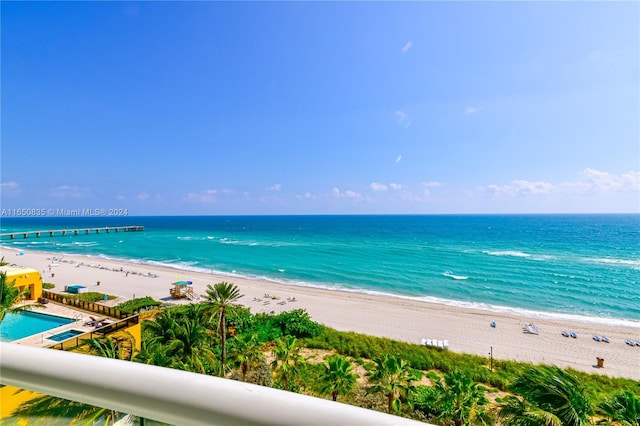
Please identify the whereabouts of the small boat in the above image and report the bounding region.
[561,331,570,337]
[601,336,610,343]
[592,335,601,342]
[625,339,635,346]
[570,332,578,338]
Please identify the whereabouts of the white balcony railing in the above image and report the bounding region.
[0,342,426,425]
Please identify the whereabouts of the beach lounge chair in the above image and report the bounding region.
[625,339,635,346]
[421,338,427,346]
[561,331,569,337]
[601,336,610,343]
[593,335,601,342]
[570,332,577,338]
[85,316,109,327]
[443,340,449,350]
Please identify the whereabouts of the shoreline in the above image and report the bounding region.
[4,245,639,329]
[2,246,639,380]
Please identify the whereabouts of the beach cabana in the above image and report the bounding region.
[169,281,200,300]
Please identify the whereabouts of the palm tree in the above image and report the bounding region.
[271,335,304,391]
[598,391,640,425]
[204,282,243,367]
[318,354,358,402]
[504,366,592,426]
[138,305,217,374]
[10,394,122,425]
[498,395,562,426]
[0,271,24,323]
[85,334,136,361]
[366,354,422,414]
[417,371,489,426]
[229,333,264,382]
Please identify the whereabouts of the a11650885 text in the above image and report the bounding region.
[1,208,129,217]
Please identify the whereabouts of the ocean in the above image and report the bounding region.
[1,215,639,327]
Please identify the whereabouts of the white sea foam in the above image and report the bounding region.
[217,238,304,248]
[443,271,469,280]
[73,241,98,247]
[585,257,640,267]
[177,236,209,241]
[484,250,531,258]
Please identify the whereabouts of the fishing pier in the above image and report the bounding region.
[0,226,144,240]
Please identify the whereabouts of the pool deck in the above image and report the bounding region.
[10,302,115,348]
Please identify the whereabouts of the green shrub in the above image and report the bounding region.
[115,297,161,313]
[66,292,115,303]
[240,312,282,343]
[227,307,255,333]
[43,283,55,289]
[273,309,323,338]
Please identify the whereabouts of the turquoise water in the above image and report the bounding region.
[48,329,84,342]
[2,215,639,326]
[0,310,74,341]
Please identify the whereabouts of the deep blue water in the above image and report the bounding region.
[2,215,639,325]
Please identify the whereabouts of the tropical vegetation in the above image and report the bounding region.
[5,280,640,425]
[203,281,243,368]
[0,271,25,323]
[317,354,358,402]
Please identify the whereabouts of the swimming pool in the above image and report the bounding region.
[48,329,84,342]
[0,310,75,342]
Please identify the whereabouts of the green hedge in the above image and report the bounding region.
[114,296,162,313]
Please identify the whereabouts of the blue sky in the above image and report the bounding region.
[1,1,638,215]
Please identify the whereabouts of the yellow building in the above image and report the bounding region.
[0,266,43,300]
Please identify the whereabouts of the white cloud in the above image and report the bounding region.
[1,181,19,190]
[481,169,640,198]
[465,106,478,114]
[396,154,402,163]
[269,184,282,191]
[370,182,388,191]
[389,183,404,191]
[483,180,554,197]
[50,185,85,198]
[344,190,362,199]
[395,110,411,128]
[136,192,150,201]
[298,192,315,200]
[578,168,640,193]
[402,41,413,54]
[422,181,442,188]
[331,187,365,200]
[186,189,218,203]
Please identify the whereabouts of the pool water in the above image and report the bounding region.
[0,310,74,342]
[48,329,84,342]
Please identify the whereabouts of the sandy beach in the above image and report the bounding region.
[3,246,639,381]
